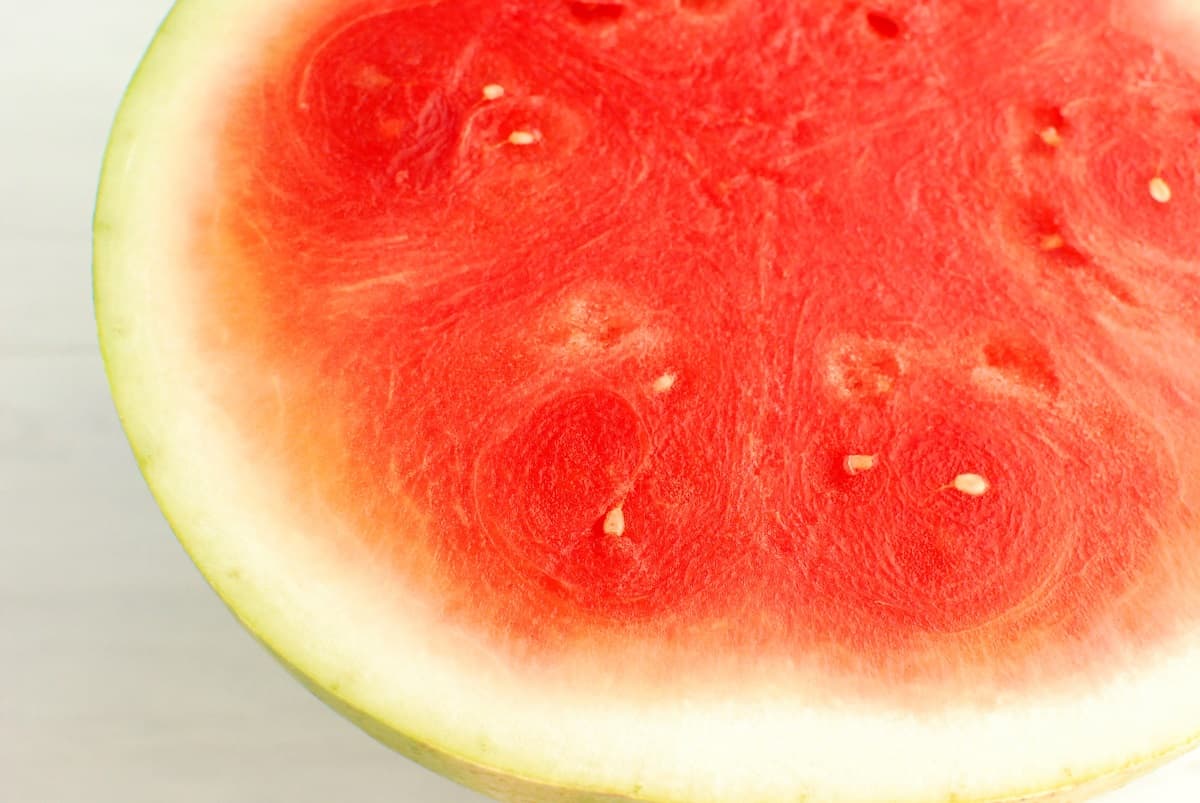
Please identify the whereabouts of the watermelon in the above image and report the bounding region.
[94,0,1200,800]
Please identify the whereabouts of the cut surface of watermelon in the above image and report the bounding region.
[96,0,1200,800]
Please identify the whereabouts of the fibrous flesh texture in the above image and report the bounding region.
[205,0,1200,690]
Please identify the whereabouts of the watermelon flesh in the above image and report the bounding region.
[96,0,1200,800]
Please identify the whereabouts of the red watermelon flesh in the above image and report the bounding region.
[202,0,1200,691]
[96,0,1200,799]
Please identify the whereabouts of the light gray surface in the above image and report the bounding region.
[1,4,487,803]
[1,3,1198,803]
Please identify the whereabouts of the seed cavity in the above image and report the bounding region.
[826,340,903,398]
[545,288,659,359]
[865,10,902,39]
[952,473,990,496]
[678,0,733,14]
[978,332,1060,397]
[1022,203,1090,268]
[1027,106,1068,154]
[568,1,625,24]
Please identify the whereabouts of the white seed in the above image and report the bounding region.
[482,83,505,101]
[652,372,677,393]
[507,130,540,146]
[1040,233,1065,251]
[843,454,877,475]
[1149,176,1172,204]
[952,473,990,496]
[603,506,626,537]
[1039,126,1062,148]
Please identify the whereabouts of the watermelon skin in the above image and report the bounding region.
[277,649,1200,803]
[95,0,1200,801]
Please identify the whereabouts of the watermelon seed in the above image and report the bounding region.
[952,473,990,496]
[1149,176,1172,204]
[843,454,877,475]
[1040,233,1065,251]
[651,372,677,393]
[482,84,506,101]
[507,130,542,146]
[1038,126,1063,148]
[603,506,626,537]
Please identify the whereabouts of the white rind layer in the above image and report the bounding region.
[95,1,1200,800]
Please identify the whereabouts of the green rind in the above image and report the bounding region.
[286,649,1198,803]
[283,634,1200,803]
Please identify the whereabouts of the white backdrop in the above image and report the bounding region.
[0,3,1197,802]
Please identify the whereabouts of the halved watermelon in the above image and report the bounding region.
[95,0,1200,800]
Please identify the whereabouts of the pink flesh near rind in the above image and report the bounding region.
[194,0,1200,701]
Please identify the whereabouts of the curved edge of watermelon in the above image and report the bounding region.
[92,1,1200,801]
[284,650,1200,803]
[90,7,654,800]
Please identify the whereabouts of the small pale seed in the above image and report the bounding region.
[603,507,626,537]
[844,454,877,475]
[652,372,677,393]
[507,130,540,146]
[1039,126,1062,147]
[1149,176,1172,204]
[953,473,990,496]
[1040,233,1065,251]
